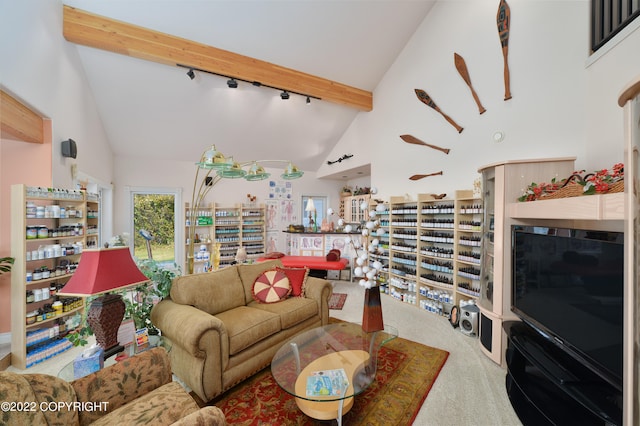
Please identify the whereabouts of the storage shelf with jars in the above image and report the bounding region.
[184,202,266,272]
[453,190,483,302]
[241,205,266,261]
[387,196,418,305]
[11,184,100,369]
[382,191,483,319]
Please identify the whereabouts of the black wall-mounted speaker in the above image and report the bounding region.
[61,139,77,159]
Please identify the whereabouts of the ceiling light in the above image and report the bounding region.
[187,69,195,80]
[217,158,247,179]
[280,91,290,100]
[227,78,238,88]
[306,96,311,105]
[196,145,229,170]
[281,162,304,179]
[244,162,271,181]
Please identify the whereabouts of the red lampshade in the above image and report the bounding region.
[59,246,149,296]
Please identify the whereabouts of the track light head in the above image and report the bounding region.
[187,69,195,80]
[227,78,238,88]
[280,90,290,100]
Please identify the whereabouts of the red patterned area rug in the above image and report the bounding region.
[328,293,347,310]
[210,323,449,425]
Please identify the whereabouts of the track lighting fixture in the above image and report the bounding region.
[176,64,319,103]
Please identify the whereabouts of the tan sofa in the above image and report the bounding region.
[151,259,333,402]
[0,347,226,425]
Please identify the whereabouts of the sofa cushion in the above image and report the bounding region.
[277,266,309,297]
[237,259,283,303]
[252,268,291,303]
[248,297,319,329]
[215,306,281,355]
[170,267,245,315]
[90,382,200,426]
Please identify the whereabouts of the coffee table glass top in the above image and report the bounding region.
[271,322,398,402]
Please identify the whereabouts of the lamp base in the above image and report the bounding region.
[86,293,126,359]
[362,286,384,332]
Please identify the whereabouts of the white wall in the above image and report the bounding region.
[112,156,344,254]
[321,1,639,200]
[0,0,114,189]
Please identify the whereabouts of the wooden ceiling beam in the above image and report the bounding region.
[0,89,44,144]
[62,5,373,111]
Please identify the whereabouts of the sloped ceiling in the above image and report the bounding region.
[63,0,436,179]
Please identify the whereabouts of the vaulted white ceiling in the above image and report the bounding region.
[64,0,436,179]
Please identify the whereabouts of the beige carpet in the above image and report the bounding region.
[329,281,522,426]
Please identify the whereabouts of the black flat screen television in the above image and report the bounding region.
[511,226,624,390]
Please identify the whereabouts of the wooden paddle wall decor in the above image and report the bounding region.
[414,89,463,133]
[454,53,486,114]
[497,0,512,100]
[400,134,450,154]
[409,171,443,181]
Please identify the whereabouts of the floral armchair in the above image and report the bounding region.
[0,347,225,425]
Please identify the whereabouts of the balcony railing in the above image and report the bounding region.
[592,0,640,52]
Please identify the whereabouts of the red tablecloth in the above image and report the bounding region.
[258,255,349,270]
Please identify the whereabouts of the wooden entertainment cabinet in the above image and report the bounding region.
[488,74,640,425]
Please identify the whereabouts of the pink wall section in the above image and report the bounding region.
[0,120,52,334]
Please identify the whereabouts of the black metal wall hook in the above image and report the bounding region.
[327,154,353,165]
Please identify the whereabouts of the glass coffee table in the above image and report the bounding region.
[271,322,397,425]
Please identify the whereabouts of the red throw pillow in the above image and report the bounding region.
[252,269,291,303]
[263,251,285,259]
[277,266,309,297]
[326,249,341,261]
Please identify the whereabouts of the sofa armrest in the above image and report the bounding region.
[72,347,172,425]
[151,298,229,359]
[171,406,227,425]
[303,276,333,325]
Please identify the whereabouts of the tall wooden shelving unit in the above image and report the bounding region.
[383,191,483,316]
[11,184,100,369]
[184,202,265,272]
[477,157,576,366]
